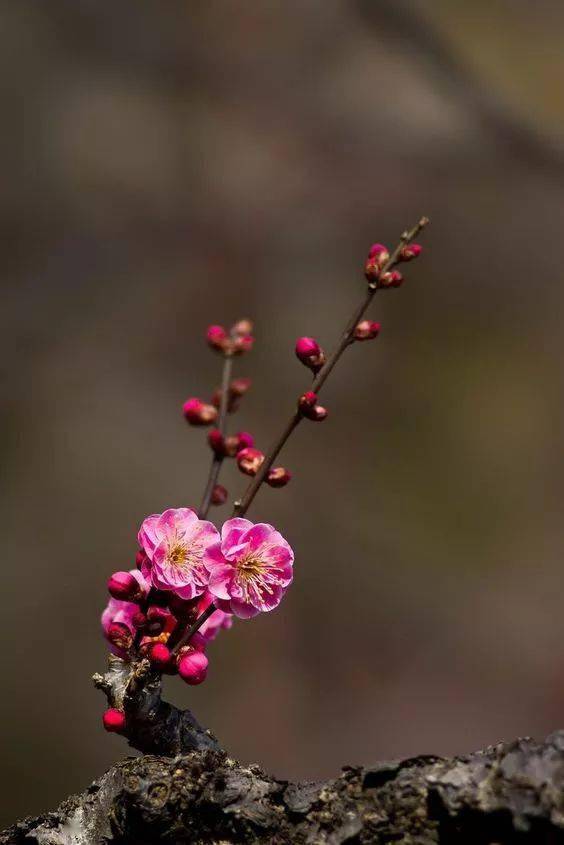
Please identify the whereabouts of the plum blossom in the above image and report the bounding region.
[204,518,294,618]
[197,590,233,643]
[138,508,219,600]
[101,597,137,658]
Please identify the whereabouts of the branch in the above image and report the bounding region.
[6,731,564,843]
[198,352,233,519]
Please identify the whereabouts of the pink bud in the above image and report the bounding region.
[298,392,328,421]
[267,467,292,488]
[378,270,403,289]
[353,320,381,341]
[368,243,390,262]
[237,447,265,476]
[236,431,254,451]
[177,648,209,685]
[107,570,141,602]
[106,622,133,652]
[399,243,422,261]
[102,708,126,733]
[232,318,254,336]
[183,398,218,426]
[149,643,172,671]
[207,428,226,456]
[230,377,252,396]
[206,325,228,352]
[232,334,254,355]
[211,484,228,506]
[295,337,325,373]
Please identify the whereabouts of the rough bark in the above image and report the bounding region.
[6,732,564,844]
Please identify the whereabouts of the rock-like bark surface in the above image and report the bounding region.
[5,732,564,844]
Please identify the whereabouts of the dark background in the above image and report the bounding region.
[2,0,564,826]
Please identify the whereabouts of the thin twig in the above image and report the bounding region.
[198,354,233,519]
[233,216,429,518]
[180,217,429,646]
[170,601,216,656]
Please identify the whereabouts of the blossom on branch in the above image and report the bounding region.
[204,518,294,618]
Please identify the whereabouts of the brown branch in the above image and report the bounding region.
[233,216,429,519]
[197,352,233,519]
[7,731,564,843]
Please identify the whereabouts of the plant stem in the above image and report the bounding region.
[233,216,429,519]
[176,217,428,649]
[198,354,233,519]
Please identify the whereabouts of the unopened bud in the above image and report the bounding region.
[230,377,252,396]
[378,270,403,289]
[267,467,292,488]
[399,243,422,262]
[207,428,226,456]
[211,484,228,505]
[102,708,126,733]
[132,610,147,629]
[232,334,254,355]
[183,398,218,426]
[206,325,228,352]
[368,243,390,263]
[106,622,133,652]
[107,570,141,602]
[149,643,173,671]
[237,447,265,476]
[225,430,255,457]
[353,320,381,341]
[232,318,253,336]
[295,337,325,373]
[298,392,328,421]
[146,605,174,635]
[177,648,209,685]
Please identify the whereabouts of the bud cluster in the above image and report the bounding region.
[206,319,255,356]
[364,241,422,289]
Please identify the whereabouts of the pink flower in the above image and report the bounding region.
[204,518,294,619]
[197,590,233,643]
[101,597,137,658]
[138,508,219,600]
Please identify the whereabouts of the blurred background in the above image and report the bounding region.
[2,0,564,826]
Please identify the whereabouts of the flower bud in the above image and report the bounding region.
[298,392,328,421]
[102,708,126,733]
[232,334,254,355]
[353,320,381,341]
[399,243,422,262]
[206,324,228,351]
[106,622,133,652]
[149,643,172,671]
[146,605,174,635]
[183,398,218,426]
[267,467,292,488]
[230,377,252,396]
[177,648,209,685]
[378,270,403,289]
[368,243,390,262]
[135,550,147,570]
[237,447,265,476]
[207,428,226,456]
[211,484,228,506]
[107,570,141,602]
[295,337,325,373]
[225,430,254,457]
[232,318,253,336]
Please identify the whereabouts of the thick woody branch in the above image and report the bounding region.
[6,731,564,843]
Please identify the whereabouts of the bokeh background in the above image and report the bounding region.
[2,0,564,826]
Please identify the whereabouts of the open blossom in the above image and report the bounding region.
[101,598,138,658]
[138,508,219,600]
[204,518,294,619]
[197,590,233,643]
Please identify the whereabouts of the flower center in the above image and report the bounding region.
[168,542,188,567]
[236,555,264,581]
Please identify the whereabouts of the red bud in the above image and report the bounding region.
[211,484,228,505]
[399,243,422,261]
[232,334,254,355]
[177,648,209,685]
[102,708,126,733]
[353,320,381,341]
[106,622,133,652]
[295,337,325,373]
[206,325,228,352]
[237,447,265,476]
[377,270,403,289]
[230,377,252,396]
[183,398,218,426]
[149,643,173,671]
[232,318,253,336]
[207,428,226,456]
[107,571,141,602]
[267,467,292,488]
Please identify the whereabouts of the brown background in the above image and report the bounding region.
[2,0,564,827]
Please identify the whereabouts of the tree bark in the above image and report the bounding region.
[5,731,564,844]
